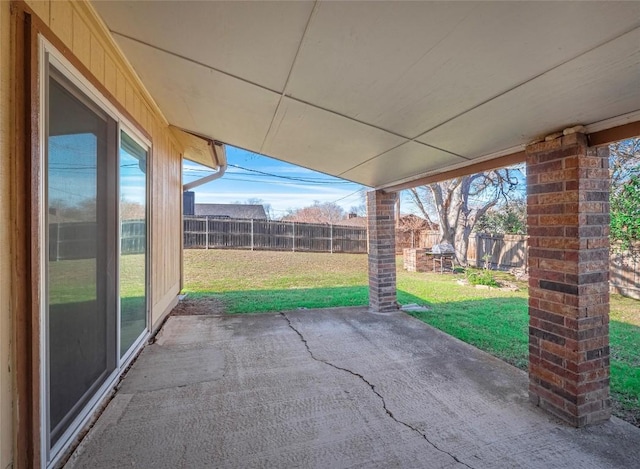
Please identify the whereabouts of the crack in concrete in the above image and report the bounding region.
[280,312,474,469]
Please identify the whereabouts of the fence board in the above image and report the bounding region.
[611,248,640,299]
[183,217,367,254]
[471,234,527,269]
[49,220,146,261]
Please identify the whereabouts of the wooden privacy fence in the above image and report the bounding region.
[416,231,528,269]
[416,231,637,298]
[49,220,145,261]
[182,219,637,298]
[610,247,640,299]
[183,217,368,253]
[467,234,528,269]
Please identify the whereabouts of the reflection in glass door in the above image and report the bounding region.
[44,50,152,464]
[46,70,117,447]
[119,132,148,358]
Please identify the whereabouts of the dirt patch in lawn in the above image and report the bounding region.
[171,297,227,316]
[613,400,640,428]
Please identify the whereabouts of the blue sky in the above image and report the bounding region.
[183,146,369,217]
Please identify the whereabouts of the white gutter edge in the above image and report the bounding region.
[182,139,227,191]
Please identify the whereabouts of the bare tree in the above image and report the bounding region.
[348,204,366,217]
[233,197,274,219]
[609,138,640,190]
[283,201,346,224]
[406,166,521,265]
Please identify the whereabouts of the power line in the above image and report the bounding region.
[195,176,353,187]
[331,188,366,204]
[184,163,355,185]
[228,163,350,184]
[184,169,355,186]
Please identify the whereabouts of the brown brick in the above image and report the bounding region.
[527,134,610,427]
[530,364,564,388]
[527,204,565,215]
[538,259,578,274]
[539,214,579,226]
[527,226,565,237]
[526,138,563,156]
[529,288,565,304]
[538,191,579,204]
[367,190,398,313]
[536,238,579,250]
[539,168,578,183]
[529,182,565,195]
[528,159,563,175]
[540,339,579,362]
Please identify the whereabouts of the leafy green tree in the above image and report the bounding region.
[610,175,640,251]
[475,198,526,235]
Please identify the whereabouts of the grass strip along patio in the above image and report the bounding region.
[182,249,640,426]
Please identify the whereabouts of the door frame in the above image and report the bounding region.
[12,2,155,465]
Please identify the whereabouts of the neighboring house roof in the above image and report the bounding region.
[336,216,367,228]
[194,203,267,219]
[397,214,439,231]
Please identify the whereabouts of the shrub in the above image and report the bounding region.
[466,269,500,287]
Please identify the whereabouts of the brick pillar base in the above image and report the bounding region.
[367,190,398,312]
[527,133,611,427]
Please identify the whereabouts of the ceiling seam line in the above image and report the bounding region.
[336,141,470,179]
[110,27,468,159]
[411,22,640,141]
[110,23,639,177]
[259,0,320,154]
[413,141,471,160]
[201,138,368,188]
[108,30,418,144]
[283,95,412,140]
[280,0,319,99]
[110,30,282,96]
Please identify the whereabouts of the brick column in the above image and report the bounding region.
[527,133,611,426]
[367,190,398,312]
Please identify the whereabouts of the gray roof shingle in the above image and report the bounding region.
[194,204,267,219]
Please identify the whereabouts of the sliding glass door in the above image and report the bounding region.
[45,58,150,461]
[47,70,117,447]
[119,132,148,358]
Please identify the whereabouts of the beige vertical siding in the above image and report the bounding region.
[25,0,184,326]
[0,3,13,468]
[150,120,183,325]
[0,1,186,463]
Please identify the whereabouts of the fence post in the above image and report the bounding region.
[330,224,333,254]
[292,221,296,252]
[251,218,254,251]
[205,217,209,250]
[56,222,61,261]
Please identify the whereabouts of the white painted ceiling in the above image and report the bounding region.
[93,1,640,188]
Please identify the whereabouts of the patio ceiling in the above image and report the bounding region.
[93,1,640,188]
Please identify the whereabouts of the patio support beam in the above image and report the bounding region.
[526,133,611,427]
[367,190,398,313]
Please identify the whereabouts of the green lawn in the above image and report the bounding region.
[182,249,640,425]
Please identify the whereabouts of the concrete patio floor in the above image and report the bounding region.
[66,307,640,468]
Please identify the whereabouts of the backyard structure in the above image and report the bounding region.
[2,2,640,468]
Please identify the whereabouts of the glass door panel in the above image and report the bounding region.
[47,71,116,446]
[119,131,148,357]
